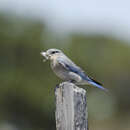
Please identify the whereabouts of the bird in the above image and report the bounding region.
[41,48,107,91]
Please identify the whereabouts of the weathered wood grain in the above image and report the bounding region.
[55,82,88,130]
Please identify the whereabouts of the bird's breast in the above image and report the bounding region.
[50,61,69,80]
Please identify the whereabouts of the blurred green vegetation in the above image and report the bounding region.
[0,12,130,130]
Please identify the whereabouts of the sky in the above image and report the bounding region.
[0,0,130,41]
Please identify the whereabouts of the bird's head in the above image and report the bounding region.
[41,48,62,61]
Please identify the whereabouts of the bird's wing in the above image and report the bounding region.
[57,57,106,91]
[57,58,91,81]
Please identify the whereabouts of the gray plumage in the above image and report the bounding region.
[41,48,107,91]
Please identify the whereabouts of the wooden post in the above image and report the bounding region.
[55,82,88,130]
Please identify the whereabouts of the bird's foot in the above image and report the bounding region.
[54,84,60,92]
[68,80,76,84]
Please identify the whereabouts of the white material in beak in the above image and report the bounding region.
[41,52,46,57]
[41,51,48,62]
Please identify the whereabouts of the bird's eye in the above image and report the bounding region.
[51,51,59,54]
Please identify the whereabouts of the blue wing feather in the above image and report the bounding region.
[58,59,90,81]
[58,58,107,91]
[65,64,90,81]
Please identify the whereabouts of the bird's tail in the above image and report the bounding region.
[88,80,108,91]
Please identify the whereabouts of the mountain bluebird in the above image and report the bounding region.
[41,48,107,91]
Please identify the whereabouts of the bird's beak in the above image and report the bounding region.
[41,52,46,57]
[41,51,49,62]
